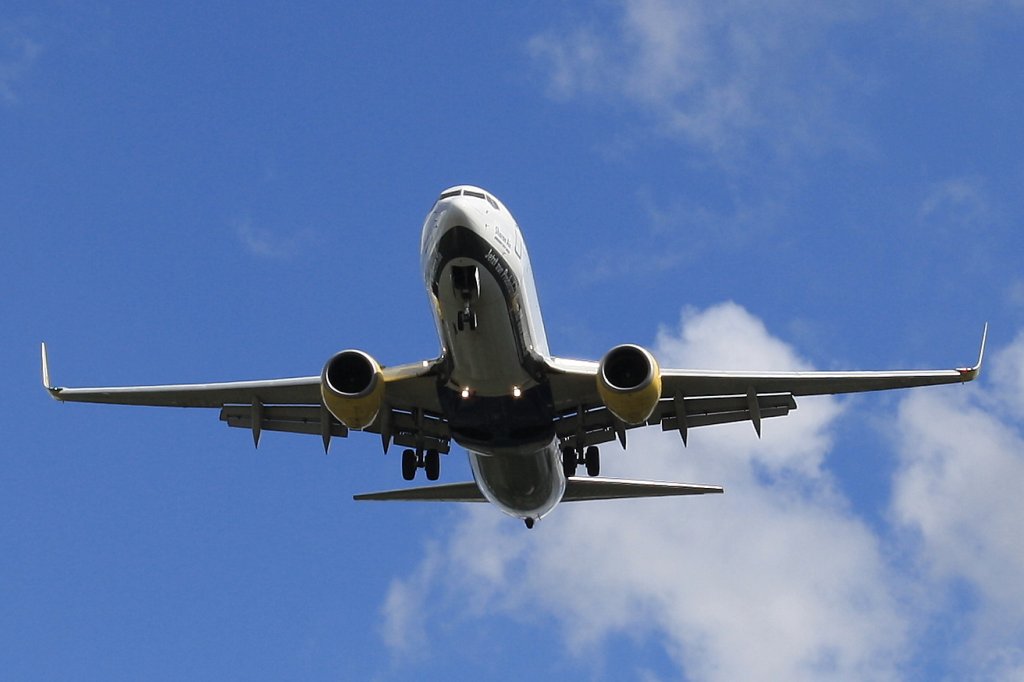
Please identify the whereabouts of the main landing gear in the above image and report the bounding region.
[402,448,441,481]
[561,446,600,479]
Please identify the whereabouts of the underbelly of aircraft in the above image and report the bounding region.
[468,439,565,519]
[439,384,555,450]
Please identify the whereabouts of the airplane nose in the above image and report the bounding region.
[438,199,473,231]
[438,199,477,234]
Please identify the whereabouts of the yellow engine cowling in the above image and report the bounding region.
[321,349,385,430]
[596,344,662,425]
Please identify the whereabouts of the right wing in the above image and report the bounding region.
[542,325,987,449]
[41,343,449,453]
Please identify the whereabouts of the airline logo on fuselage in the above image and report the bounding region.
[485,247,519,296]
[493,223,514,255]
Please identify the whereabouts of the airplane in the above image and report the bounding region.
[42,185,987,528]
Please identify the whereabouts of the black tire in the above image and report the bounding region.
[585,446,600,477]
[402,449,417,481]
[425,449,440,481]
[562,447,577,479]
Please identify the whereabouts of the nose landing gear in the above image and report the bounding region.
[451,265,480,332]
[456,309,478,332]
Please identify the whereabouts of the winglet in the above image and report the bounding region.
[957,323,988,382]
[40,342,62,399]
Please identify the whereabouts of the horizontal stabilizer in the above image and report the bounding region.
[353,478,723,504]
[354,481,486,502]
[563,477,723,502]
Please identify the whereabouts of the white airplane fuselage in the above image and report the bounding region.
[420,186,565,521]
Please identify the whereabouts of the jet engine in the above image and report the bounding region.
[596,344,662,425]
[321,349,384,430]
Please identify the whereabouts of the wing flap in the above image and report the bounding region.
[220,405,349,438]
[555,393,797,449]
[662,406,791,430]
[219,404,452,453]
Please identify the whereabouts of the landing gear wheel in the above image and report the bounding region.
[401,449,417,481]
[524,518,535,529]
[424,449,440,481]
[561,447,578,479]
[585,446,601,477]
[457,310,478,332]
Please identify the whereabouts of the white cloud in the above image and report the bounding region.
[527,0,866,158]
[528,2,1024,163]
[379,542,441,659]
[917,177,1000,259]
[989,331,1024,421]
[233,218,320,259]
[890,333,1024,677]
[0,23,42,105]
[383,303,910,681]
[1007,280,1024,310]
[570,191,789,286]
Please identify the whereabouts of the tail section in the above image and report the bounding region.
[353,477,722,503]
[562,477,722,501]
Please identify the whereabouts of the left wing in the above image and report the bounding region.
[543,325,987,448]
[41,343,448,453]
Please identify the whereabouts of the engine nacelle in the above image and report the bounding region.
[596,344,662,425]
[321,349,385,430]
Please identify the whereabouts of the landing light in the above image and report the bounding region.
[512,386,522,398]
[461,387,471,399]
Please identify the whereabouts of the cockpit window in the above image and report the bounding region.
[437,188,501,212]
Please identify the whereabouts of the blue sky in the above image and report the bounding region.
[3,2,1024,680]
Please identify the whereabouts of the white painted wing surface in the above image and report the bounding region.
[40,343,447,450]
[543,325,987,446]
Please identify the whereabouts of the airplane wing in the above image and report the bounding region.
[40,343,448,453]
[543,325,987,448]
